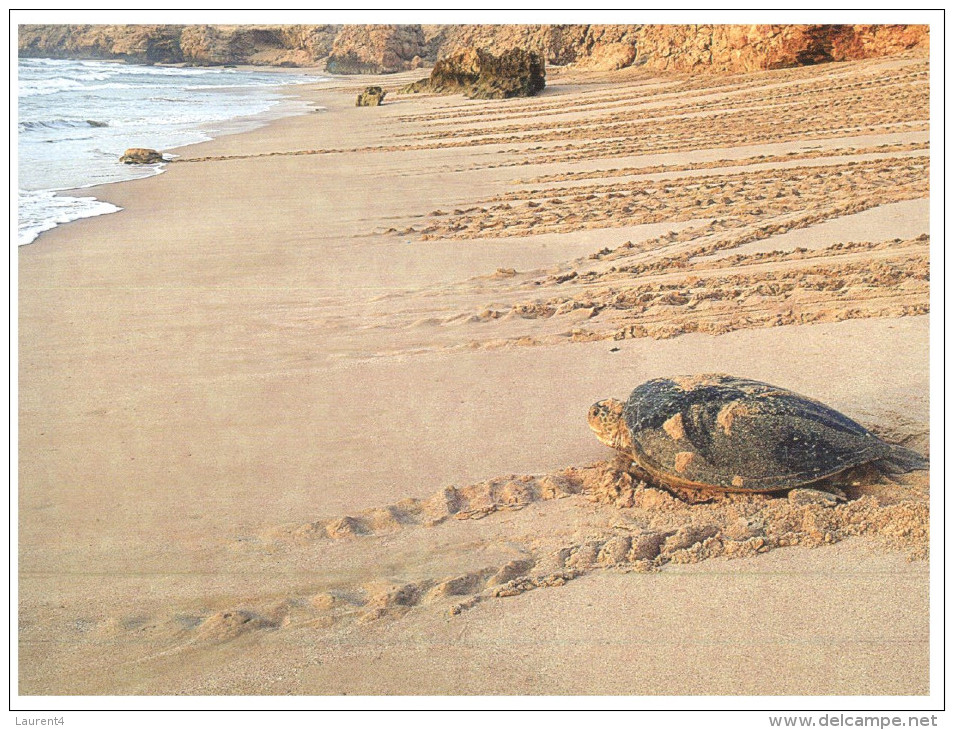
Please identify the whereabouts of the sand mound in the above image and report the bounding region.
[579,458,929,559]
[194,610,279,642]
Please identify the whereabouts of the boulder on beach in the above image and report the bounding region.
[356,86,387,106]
[119,148,164,164]
[403,48,546,100]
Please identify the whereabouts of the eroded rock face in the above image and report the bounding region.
[18,24,185,64]
[576,42,637,71]
[631,24,928,74]
[177,24,339,67]
[325,25,426,74]
[405,48,546,99]
[428,24,639,69]
[19,23,339,67]
[356,86,386,106]
[829,24,930,60]
[428,23,928,74]
[119,148,163,164]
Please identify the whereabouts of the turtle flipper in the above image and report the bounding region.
[880,444,929,474]
[787,487,845,505]
[659,484,715,505]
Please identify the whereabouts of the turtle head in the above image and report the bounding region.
[588,398,634,453]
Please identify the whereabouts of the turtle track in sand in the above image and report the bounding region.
[357,137,928,357]
[391,60,927,162]
[362,232,927,357]
[395,60,926,131]
[173,63,924,166]
[65,454,928,647]
[454,235,928,349]
[395,155,927,241]
[172,60,927,171]
[513,142,929,186]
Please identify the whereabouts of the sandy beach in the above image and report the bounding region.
[18,57,930,696]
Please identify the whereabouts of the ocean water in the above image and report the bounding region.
[17,58,323,245]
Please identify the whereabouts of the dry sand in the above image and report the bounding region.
[18,58,930,695]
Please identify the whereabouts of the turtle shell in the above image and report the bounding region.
[622,374,892,492]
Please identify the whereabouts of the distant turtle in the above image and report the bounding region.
[588,373,926,499]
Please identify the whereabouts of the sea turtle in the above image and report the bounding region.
[588,373,926,499]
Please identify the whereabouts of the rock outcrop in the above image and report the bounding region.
[576,41,637,71]
[173,24,340,67]
[627,24,929,74]
[404,48,546,99]
[18,23,339,67]
[428,23,927,73]
[356,86,386,106]
[18,24,928,74]
[119,148,164,164]
[325,25,426,74]
[423,24,586,67]
[18,24,185,64]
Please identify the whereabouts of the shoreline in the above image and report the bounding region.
[17,60,335,247]
[18,57,931,696]
[24,67,432,253]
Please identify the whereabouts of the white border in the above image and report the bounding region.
[7,8,946,722]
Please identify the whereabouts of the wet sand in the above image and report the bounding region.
[18,58,930,695]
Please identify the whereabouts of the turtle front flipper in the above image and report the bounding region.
[658,484,715,505]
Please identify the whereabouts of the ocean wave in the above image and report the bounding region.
[71,82,144,91]
[128,65,231,77]
[19,118,109,131]
[18,77,86,96]
[183,77,316,91]
[18,58,322,244]
[42,136,95,144]
[18,189,123,246]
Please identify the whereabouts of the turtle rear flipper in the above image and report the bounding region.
[880,444,929,474]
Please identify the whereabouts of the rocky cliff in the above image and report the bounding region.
[325,24,425,73]
[428,24,928,73]
[18,23,928,73]
[18,24,185,64]
[178,25,339,67]
[17,23,339,67]
[628,24,930,74]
